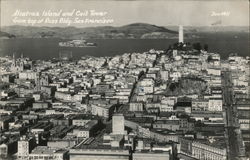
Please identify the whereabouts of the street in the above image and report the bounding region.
[222,70,246,159]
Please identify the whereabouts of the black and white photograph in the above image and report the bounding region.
[0,0,249,159]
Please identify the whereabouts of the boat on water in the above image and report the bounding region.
[58,39,97,47]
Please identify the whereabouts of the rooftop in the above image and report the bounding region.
[30,146,68,155]
[194,137,227,149]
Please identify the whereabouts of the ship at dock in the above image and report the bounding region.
[58,39,97,47]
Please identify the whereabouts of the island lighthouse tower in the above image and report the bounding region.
[178,25,184,43]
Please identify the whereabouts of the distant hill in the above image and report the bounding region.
[1,24,248,39]
[1,23,178,39]
[166,26,249,33]
[0,31,16,39]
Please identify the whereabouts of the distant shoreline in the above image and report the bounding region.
[0,37,249,60]
[1,23,249,39]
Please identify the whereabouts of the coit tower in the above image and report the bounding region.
[179,25,184,43]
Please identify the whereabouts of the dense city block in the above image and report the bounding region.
[0,38,249,160]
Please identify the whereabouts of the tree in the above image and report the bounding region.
[207,55,213,62]
[192,43,201,51]
[204,44,208,51]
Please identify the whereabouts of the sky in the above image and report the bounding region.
[0,0,249,27]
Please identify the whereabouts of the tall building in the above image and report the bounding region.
[112,113,125,135]
[11,54,24,72]
[59,50,73,60]
[178,25,184,43]
[10,54,33,72]
[18,135,36,160]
